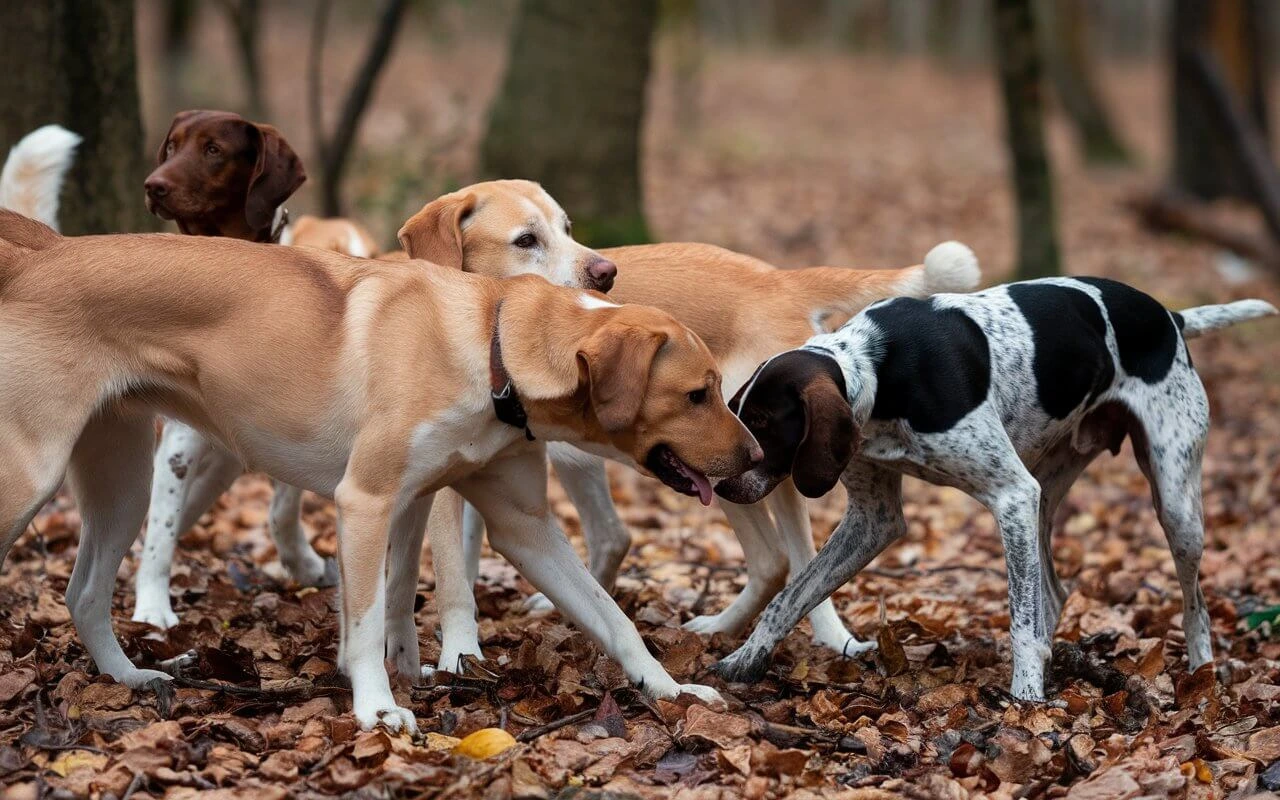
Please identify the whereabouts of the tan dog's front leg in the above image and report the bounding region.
[457,449,724,707]
[333,476,416,733]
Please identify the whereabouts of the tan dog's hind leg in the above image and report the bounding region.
[65,412,172,687]
[458,449,725,707]
[422,488,483,676]
[684,500,788,636]
[767,480,874,656]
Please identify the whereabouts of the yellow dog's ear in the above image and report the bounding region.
[577,324,668,433]
[397,192,478,268]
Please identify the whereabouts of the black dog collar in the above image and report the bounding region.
[489,302,535,441]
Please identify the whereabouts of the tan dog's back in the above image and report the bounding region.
[286,215,380,258]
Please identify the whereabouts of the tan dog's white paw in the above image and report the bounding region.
[132,604,179,630]
[354,701,418,734]
[522,593,555,613]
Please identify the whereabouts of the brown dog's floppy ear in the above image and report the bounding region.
[791,375,855,498]
[156,110,200,164]
[397,193,478,268]
[245,123,306,231]
[578,325,668,433]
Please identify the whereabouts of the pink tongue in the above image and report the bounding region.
[676,461,713,506]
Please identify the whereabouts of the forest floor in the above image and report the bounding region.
[3,18,1280,800]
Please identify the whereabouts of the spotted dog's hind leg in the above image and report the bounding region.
[1030,439,1104,639]
[384,493,433,680]
[1127,377,1214,672]
[715,462,904,682]
[135,424,241,628]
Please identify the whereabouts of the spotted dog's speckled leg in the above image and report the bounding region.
[715,461,904,682]
[1126,367,1214,672]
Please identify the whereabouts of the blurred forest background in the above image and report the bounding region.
[3,3,1280,797]
[4,0,1280,287]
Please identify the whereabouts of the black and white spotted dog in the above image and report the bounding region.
[712,277,1276,700]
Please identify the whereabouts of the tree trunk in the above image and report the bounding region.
[1040,0,1133,166]
[1172,0,1270,202]
[0,0,154,235]
[480,0,657,247]
[222,0,268,120]
[993,0,1061,279]
[162,0,197,115]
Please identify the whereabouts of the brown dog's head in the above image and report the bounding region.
[398,180,617,292]
[575,304,762,504]
[145,110,306,240]
[714,350,857,505]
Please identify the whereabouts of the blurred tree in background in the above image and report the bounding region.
[1171,0,1270,202]
[481,0,658,247]
[993,0,1061,279]
[0,0,153,235]
[1040,0,1133,166]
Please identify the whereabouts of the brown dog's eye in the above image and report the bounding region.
[164,141,175,158]
[513,233,537,249]
[204,143,221,157]
[688,389,707,405]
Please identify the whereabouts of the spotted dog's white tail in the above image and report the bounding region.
[0,125,81,232]
[1177,299,1277,339]
[920,241,981,294]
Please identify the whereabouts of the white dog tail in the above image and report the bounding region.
[918,240,981,295]
[790,240,981,331]
[1177,299,1277,339]
[0,125,82,232]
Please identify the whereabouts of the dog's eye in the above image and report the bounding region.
[513,233,538,249]
[204,143,221,157]
[164,141,175,158]
[688,389,708,405]
[564,220,572,235]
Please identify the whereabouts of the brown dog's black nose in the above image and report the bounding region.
[587,258,617,292]
[144,177,170,199]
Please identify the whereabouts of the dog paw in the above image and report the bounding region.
[284,553,336,588]
[120,668,175,689]
[132,604,179,630]
[436,641,484,675]
[354,701,418,734]
[522,593,555,613]
[834,635,877,658]
[712,650,769,684]
[674,683,727,709]
[683,613,744,637]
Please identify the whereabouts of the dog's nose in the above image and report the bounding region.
[144,177,170,199]
[748,443,764,465]
[587,258,617,292]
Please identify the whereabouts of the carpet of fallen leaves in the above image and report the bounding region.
[4,13,1280,800]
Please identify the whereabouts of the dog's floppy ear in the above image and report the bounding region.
[156,110,200,164]
[397,193,478,268]
[792,374,855,498]
[245,123,306,231]
[577,325,668,433]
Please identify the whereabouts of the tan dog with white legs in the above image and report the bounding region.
[0,209,758,731]
[135,180,619,630]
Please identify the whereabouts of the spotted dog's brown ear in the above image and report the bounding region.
[791,373,854,498]
[245,123,305,231]
[397,193,478,268]
[577,325,668,433]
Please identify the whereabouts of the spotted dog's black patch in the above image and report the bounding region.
[865,297,991,433]
[1008,283,1115,419]
[1077,277,1179,383]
